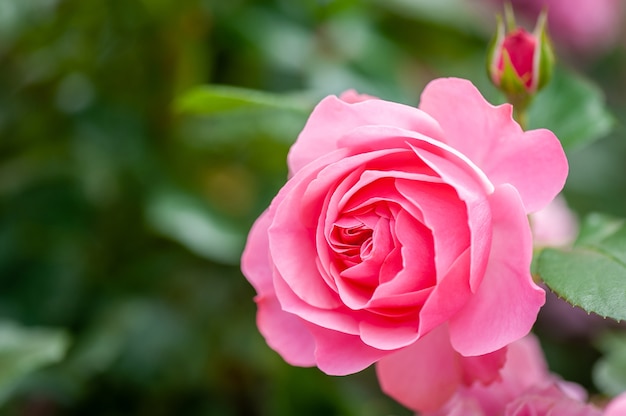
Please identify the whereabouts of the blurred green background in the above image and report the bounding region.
[1,0,625,414]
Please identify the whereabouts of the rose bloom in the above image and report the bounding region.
[419,334,602,416]
[241,78,567,408]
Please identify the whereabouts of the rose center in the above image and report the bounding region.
[329,222,374,267]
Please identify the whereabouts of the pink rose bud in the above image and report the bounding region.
[487,6,554,99]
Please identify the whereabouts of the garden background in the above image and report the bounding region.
[2,0,626,415]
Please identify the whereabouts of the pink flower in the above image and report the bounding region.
[241,78,567,406]
[530,195,578,247]
[417,334,601,416]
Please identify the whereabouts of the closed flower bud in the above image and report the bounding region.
[487,7,554,101]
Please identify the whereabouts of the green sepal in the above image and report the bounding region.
[486,14,506,83]
[533,9,555,92]
[499,50,530,96]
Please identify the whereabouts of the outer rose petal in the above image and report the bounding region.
[423,334,597,416]
[376,325,463,412]
[419,77,568,213]
[504,385,602,416]
[376,325,506,413]
[256,295,316,367]
[287,95,443,175]
[241,211,275,296]
[307,325,389,376]
[242,210,317,366]
[449,184,545,356]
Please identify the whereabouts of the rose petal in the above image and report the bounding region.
[307,324,388,375]
[419,78,521,164]
[460,347,507,386]
[256,294,316,366]
[270,151,359,310]
[337,125,494,194]
[373,209,435,296]
[241,210,275,296]
[449,184,545,356]
[395,179,469,278]
[417,248,472,336]
[359,318,421,351]
[419,77,568,213]
[288,96,443,175]
[242,209,318,367]
[499,333,549,389]
[481,128,568,214]
[408,142,493,293]
[376,325,463,412]
[272,267,360,335]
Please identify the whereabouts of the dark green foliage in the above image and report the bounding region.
[1,0,625,413]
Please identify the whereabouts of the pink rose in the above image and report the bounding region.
[241,78,567,391]
[419,334,601,416]
[504,385,601,416]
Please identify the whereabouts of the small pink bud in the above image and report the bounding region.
[497,28,536,88]
[487,7,554,99]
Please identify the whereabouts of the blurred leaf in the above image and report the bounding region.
[369,0,487,32]
[593,331,626,396]
[537,213,626,321]
[68,299,198,387]
[528,68,614,151]
[175,85,315,115]
[145,188,245,265]
[178,108,307,147]
[0,322,69,404]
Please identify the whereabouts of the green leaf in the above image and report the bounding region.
[537,213,626,321]
[0,322,70,405]
[175,85,315,115]
[528,68,614,151]
[145,188,246,265]
[592,331,626,396]
[369,0,486,31]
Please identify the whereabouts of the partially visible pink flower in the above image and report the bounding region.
[416,334,601,416]
[505,385,601,416]
[604,392,626,416]
[491,0,624,54]
[376,325,507,412]
[530,195,578,247]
